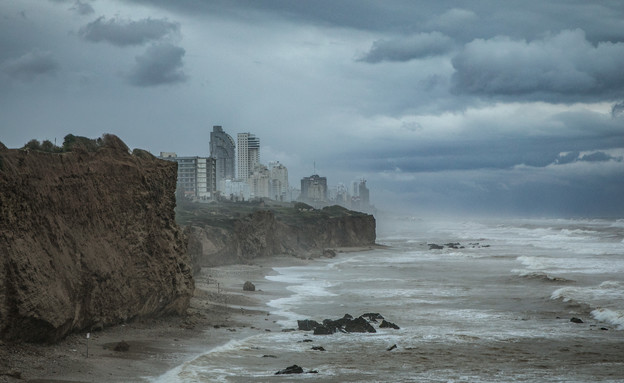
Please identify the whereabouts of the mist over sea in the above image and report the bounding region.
[156,216,624,382]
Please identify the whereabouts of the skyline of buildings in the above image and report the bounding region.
[160,125,372,212]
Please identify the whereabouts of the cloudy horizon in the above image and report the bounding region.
[1,0,623,217]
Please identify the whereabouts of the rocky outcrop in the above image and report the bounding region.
[187,206,376,267]
[0,136,193,343]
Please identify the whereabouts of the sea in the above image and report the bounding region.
[154,216,624,382]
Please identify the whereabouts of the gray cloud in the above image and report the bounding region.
[612,101,624,118]
[126,43,186,87]
[70,0,94,15]
[78,16,179,46]
[425,8,478,31]
[451,29,624,102]
[358,32,454,63]
[2,50,59,80]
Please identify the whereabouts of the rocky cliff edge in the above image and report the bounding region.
[0,136,193,343]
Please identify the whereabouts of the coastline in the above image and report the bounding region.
[0,253,321,383]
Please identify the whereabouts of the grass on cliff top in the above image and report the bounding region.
[174,199,368,228]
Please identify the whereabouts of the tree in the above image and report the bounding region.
[23,139,41,150]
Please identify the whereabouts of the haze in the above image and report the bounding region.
[1,0,623,217]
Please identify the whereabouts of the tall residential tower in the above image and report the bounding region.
[237,132,260,180]
[209,126,236,191]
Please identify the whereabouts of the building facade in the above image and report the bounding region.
[300,174,328,203]
[269,161,289,201]
[237,132,260,180]
[209,125,235,192]
[159,152,216,200]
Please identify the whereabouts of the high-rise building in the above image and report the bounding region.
[300,174,328,203]
[159,152,216,200]
[237,132,260,180]
[269,161,289,201]
[209,126,235,191]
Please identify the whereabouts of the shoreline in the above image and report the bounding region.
[0,253,323,383]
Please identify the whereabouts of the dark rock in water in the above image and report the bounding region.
[570,317,584,324]
[428,243,444,250]
[323,248,337,258]
[243,281,256,291]
[361,313,384,322]
[379,320,400,329]
[114,340,130,352]
[307,370,319,374]
[313,325,335,335]
[311,346,326,351]
[263,354,277,358]
[344,316,376,333]
[275,365,304,375]
[601,327,609,331]
[300,339,313,343]
[445,242,461,249]
[387,344,397,351]
[298,319,321,331]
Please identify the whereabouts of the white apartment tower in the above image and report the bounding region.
[237,132,260,180]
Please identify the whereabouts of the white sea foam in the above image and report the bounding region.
[591,308,624,329]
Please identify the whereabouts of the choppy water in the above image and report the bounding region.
[155,217,624,382]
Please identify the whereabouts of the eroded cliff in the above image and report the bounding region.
[0,136,193,343]
[182,203,377,267]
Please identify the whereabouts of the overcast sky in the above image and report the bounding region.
[1,0,623,217]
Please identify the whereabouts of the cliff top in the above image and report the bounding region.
[175,200,370,229]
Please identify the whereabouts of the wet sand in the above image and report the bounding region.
[0,254,313,383]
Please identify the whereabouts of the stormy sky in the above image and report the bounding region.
[1,0,623,217]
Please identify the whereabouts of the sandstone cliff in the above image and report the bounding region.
[183,203,377,267]
[0,136,193,343]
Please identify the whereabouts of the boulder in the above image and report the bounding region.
[114,340,130,352]
[297,319,321,331]
[344,316,376,333]
[361,313,384,322]
[570,317,584,324]
[275,365,304,375]
[243,281,256,291]
[379,320,400,329]
[323,248,337,258]
[313,325,334,335]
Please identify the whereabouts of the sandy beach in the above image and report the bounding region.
[0,253,318,383]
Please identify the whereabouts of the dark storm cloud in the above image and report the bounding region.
[125,43,186,87]
[358,32,454,63]
[78,16,179,46]
[612,101,624,118]
[70,0,94,15]
[2,50,59,81]
[451,29,624,102]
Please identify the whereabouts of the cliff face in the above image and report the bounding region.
[0,138,193,343]
[187,207,377,267]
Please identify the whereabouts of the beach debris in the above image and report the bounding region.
[243,281,256,291]
[387,344,397,351]
[275,365,304,375]
[379,320,400,329]
[113,340,130,352]
[570,317,584,324]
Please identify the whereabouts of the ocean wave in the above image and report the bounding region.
[591,308,624,330]
[511,270,572,283]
